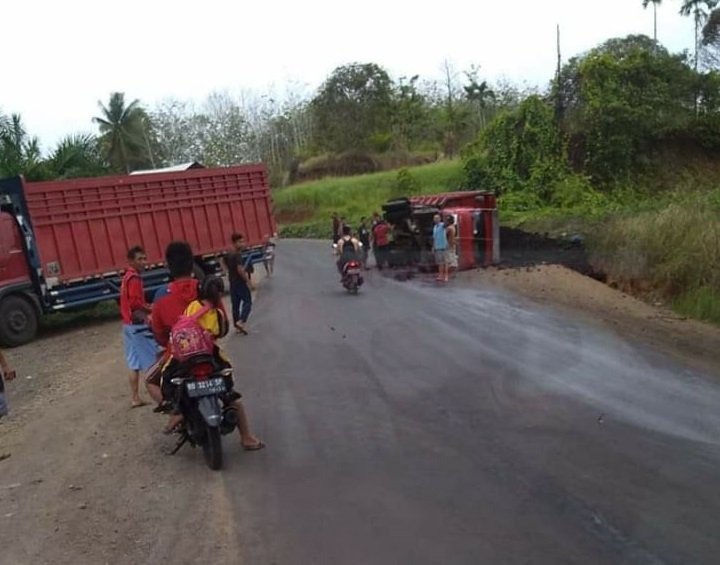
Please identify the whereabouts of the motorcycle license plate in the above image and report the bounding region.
[346,268,361,275]
[186,377,226,398]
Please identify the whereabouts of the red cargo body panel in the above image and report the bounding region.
[409,191,496,210]
[23,165,275,283]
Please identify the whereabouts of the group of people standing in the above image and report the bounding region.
[332,212,392,271]
[118,233,271,450]
[331,211,457,281]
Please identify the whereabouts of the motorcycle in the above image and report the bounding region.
[168,357,240,470]
[341,260,363,294]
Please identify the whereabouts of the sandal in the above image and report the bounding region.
[243,441,266,451]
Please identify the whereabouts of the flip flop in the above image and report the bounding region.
[131,400,148,409]
[243,441,266,452]
[153,401,173,414]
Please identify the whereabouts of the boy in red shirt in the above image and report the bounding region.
[120,246,156,408]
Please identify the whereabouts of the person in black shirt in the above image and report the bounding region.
[226,233,255,335]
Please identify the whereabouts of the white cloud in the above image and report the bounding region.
[2,0,695,149]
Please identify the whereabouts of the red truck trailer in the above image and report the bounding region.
[0,164,276,346]
[381,191,499,270]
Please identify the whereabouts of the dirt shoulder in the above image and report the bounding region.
[465,264,720,377]
[0,274,267,565]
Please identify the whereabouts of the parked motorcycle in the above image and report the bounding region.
[168,357,239,470]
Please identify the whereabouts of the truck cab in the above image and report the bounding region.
[0,210,31,287]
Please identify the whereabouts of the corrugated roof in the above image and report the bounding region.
[130,162,205,175]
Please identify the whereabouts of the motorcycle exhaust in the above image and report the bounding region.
[221,406,239,435]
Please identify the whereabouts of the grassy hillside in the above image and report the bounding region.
[274,160,464,237]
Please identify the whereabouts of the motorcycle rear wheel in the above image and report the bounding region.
[203,426,223,470]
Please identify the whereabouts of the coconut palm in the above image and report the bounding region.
[93,92,151,173]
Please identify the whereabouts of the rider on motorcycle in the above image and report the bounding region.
[335,225,363,276]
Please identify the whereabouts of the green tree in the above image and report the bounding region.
[46,134,109,179]
[463,96,568,199]
[311,63,394,152]
[0,112,44,180]
[680,0,719,70]
[390,75,429,151]
[93,92,153,173]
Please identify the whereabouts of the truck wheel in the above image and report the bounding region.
[0,295,39,347]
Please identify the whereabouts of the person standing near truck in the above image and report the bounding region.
[226,233,255,335]
[432,214,450,283]
[445,215,458,275]
[373,218,391,270]
[120,246,156,408]
[358,218,371,270]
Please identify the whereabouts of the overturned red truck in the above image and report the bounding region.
[0,165,276,346]
[381,191,499,270]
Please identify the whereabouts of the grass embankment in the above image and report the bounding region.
[505,183,720,326]
[275,161,720,325]
[273,160,464,238]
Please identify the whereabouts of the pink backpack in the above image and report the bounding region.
[169,303,215,362]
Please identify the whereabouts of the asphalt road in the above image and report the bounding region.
[2,239,720,565]
[223,240,720,565]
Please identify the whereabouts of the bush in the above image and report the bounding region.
[393,168,421,197]
[588,190,720,319]
[462,96,568,200]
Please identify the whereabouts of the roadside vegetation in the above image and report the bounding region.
[3,1,720,323]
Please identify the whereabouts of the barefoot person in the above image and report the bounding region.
[120,246,156,408]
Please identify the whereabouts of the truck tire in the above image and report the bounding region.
[0,295,39,347]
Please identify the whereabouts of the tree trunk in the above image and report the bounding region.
[653,3,658,43]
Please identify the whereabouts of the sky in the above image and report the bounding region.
[3,0,696,151]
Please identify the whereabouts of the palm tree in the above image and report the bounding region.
[680,0,719,70]
[464,80,496,134]
[642,0,662,43]
[0,112,43,179]
[48,134,109,179]
[93,92,151,173]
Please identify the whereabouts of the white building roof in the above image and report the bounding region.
[130,162,204,175]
